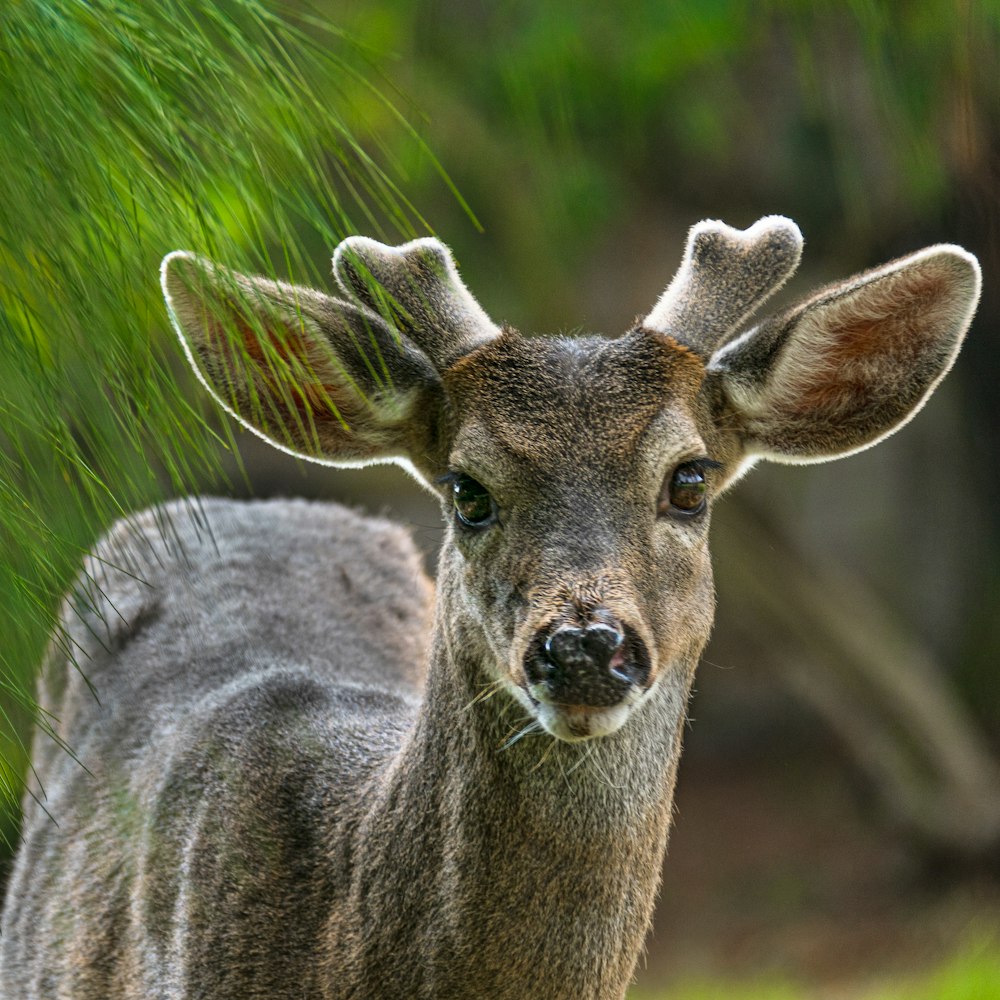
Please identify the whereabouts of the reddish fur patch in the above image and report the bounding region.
[644,330,707,395]
[652,332,696,357]
[206,306,360,437]
[791,270,948,415]
[443,326,521,379]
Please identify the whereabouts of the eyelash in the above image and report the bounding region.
[686,458,722,475]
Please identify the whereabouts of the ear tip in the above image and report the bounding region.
[161,249,197,273]
[906,244,983,307]
[160,250,202,299]
[930,243,981,277]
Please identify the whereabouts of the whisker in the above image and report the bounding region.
[586,751,626,791]
[463,680,504,712]
[555,749,576,794]
[566,741,597,777]
[498,720,543,752]
[529,736,558,773]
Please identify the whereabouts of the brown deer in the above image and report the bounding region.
[0,217,980,998]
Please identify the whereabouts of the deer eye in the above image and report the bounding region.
[658,462,710,518]
[452,475,498,529]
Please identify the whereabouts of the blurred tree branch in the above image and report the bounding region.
[717,500,1000,858]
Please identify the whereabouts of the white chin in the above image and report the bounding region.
[512,685,643,743]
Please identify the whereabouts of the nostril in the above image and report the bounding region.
[581,623,624,666]
[613,624,651,687]
[609,659,644,686]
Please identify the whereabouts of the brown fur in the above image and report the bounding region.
[0,219,980,998]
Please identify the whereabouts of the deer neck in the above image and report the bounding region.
[336,567,694,999]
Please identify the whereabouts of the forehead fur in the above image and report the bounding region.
[443,329,705,464]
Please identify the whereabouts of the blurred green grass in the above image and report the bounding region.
[629,936,1000,1000]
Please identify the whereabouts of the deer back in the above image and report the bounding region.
[1,497,432,998]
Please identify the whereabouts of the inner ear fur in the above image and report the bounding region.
[161,251,444,471]
[709,245,981,463]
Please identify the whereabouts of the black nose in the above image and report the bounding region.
[525,616,650,707]
[545,623,623,673]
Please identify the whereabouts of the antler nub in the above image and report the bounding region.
[643,216,804,357]
[333,236,499,369]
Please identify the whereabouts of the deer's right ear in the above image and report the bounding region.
[161,251,448,477]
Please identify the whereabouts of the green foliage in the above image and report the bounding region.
[880,936,1000,1000]
[301,0,997,338]
[629,936,1000,999]
[0,0,462,834]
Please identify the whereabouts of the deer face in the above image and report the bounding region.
[439,330,716,740]
[161,217,979,744]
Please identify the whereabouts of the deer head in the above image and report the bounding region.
[161,217,979,743]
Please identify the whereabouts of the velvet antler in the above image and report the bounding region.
[642,216,803,356]
[334,236,500,369]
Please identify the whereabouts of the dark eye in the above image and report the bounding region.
[658,462,709,517]
[452,474,498,529]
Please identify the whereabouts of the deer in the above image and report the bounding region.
[0,216,981,999]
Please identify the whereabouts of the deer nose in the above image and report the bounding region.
[545,623,623,673]
[525,617,650,707]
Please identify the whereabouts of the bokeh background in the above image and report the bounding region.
[1,2,999,996]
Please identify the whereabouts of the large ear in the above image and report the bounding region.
[708,245,981,463]
[161,251,448,478]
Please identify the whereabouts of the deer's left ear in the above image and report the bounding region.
[708,245,981,463]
